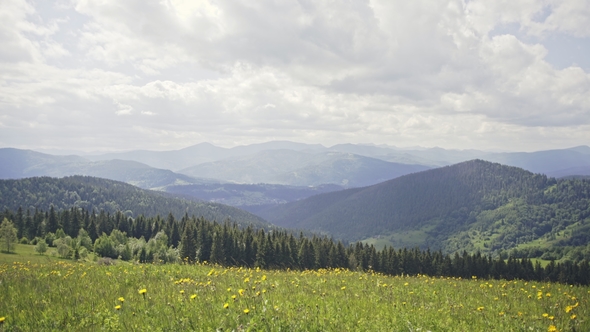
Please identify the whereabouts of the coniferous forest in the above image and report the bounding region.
[2,206,589,285]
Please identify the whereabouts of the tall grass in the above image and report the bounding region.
[0,254,587,331]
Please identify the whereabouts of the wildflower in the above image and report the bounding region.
[238,289,245,296]
[118,297,125,303]
[547,325,558,332]
[190,294,197,300]
[0,317,5,324]
[542,313,549,318]
[180,290,185,295]
[138,289,147,295]
[243,308,250,314]
[571,314,577,320]
[477,307,484,311]
[341,286,346,290]
[223,303,229,309]
[115,305,121,310]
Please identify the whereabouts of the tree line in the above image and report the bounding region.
[1,206,589,285]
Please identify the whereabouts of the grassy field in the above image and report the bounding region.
[0,248,588,331]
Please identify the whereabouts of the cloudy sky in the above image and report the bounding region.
[1,0,589,153]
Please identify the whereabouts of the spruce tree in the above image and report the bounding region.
[180,224,196,262]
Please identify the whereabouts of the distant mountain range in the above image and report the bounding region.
[256,160,590,260]
[1,143,590,211]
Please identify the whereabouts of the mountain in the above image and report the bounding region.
[163,182,344,209]
[179,150,429,187]
[482,147,590,175]
[0,176,271,228]
[87,141,326,171]
[0,148,208,190]
[257,160,590,259]
[0,148,89,178]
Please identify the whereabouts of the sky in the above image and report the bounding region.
[1,0,589,153]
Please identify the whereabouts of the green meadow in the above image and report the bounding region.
[0,247,587,331]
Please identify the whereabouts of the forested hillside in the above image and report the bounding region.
[259,160,590,260]
[2,206,588,286]
[0,176,270,228]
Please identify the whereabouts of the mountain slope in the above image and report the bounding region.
[179,150,429,187]
[87,141,326,171]
[259,160,548,239]
[0,148,208,189]
[0,148,89,178]
[258,160,590,259]
[0,176,271,228]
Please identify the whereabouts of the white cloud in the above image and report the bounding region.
[0,0,589,152]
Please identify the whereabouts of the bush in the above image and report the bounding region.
[35,240,48,255]
[94,233,117,259]
[20,237,29,244]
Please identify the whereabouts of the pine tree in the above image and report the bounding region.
[180,223,196,262]
[210,232,225,265]
[47,205,59,234]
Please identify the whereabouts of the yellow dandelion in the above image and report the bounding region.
[548,316,554,320]
[0,317,5,323]
[243,308,250,314]
[118,297,125,303]
[571,314,577,320]
[223,303,229,309]
[115,305,121,310]
[341,286,346,290]
[138,288,147,295]
[244,277,250,283]
[232,295,237,300]
[542,313,549,318]
[190,294,197,300]
[565,306,573,313]
[261,275,267,281]
[477,307,484,311]
[238,289,245,296]
[180,290,185,294]
[547,325,558,332]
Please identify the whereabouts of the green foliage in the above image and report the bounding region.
[0,218,18,253]
[34,240,47,255]
[261,160,590,259]
[0,262,588,331]
[0,175,270,229]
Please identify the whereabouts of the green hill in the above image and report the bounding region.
[0,176,271,228]
[258,160,590,259]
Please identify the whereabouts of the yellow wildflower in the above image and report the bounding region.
[0,317,5,323]
[190,294,197,300]
[341,286,346,290]
[223,303,229,309]
[542,313,549,318]
[115,305,121,310]
[118,297,125,303]
[138,288,147,295]
[243,308,250,314]
[571,314,577,320]
[547,325,558,332]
